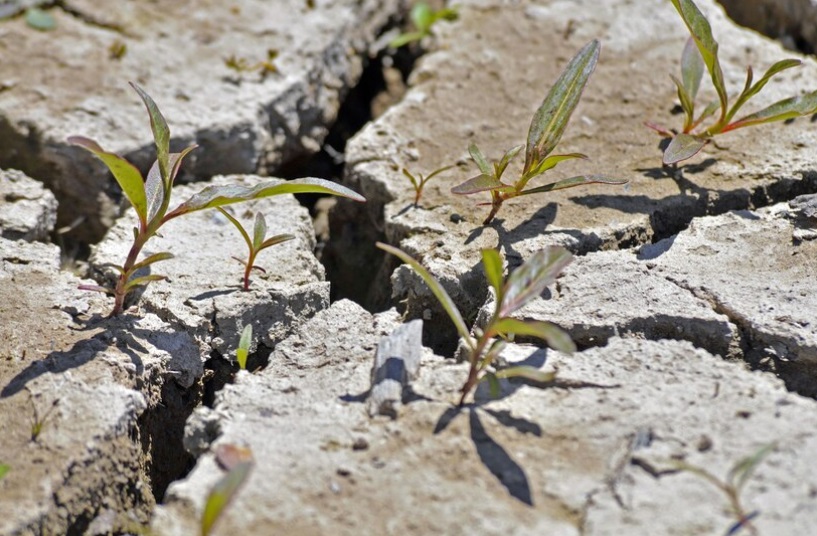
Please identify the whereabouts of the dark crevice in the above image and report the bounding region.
[716,1,816,54]
[202,351,236,409]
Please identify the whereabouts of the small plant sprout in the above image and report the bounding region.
[377,242,575,406]
[667,443,776,536]
[201,444,254,536]
[0,464,9,480]
[236,324,252,370]
[389,1,458,48]
[217,208,295,291]
[402,165,454,207]
[647,0,817,165]
[451,40,625,225]
[30,398,59,442]
[70,83,365,316]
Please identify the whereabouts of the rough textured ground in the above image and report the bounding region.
[1,0,817,535]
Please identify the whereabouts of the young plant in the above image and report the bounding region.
[647,0,817,165]
[377,242,576,406]
[667,443,776,536]
[217,208,294,291]
[451,40,625,225]
[401,164,454,207]
[30,398,59,442]
[235,324,252,370]
[389,1,458,49]
[70,83,364,316]
[201,444,254,536]
[0,464,9,481]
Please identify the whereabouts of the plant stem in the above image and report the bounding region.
[111,230,150,316]
[458,333,492,405]
[482,194,503,225]
[242,250,256,291]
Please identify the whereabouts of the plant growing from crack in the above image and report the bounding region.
[236,324,252,370]
[217,208,295,291]
[378,242,575,406]
[201,444,254,536]
[30,397,59,442]
[70,83,365,316]
[665,443,776,536]
[402,164,454,207]
[389,1,458,49]
[647,0,817,165]
[451,40,625,225]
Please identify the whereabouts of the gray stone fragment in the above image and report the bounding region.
[368,319,423,418]
[0,168,57,241]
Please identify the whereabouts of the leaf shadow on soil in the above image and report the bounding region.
[0,314,178,399]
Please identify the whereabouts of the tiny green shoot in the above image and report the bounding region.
[236,324,252,370]
[668,443,776,536]
[389,2,458,49]
[0,464,9,480]
[451,40,625,225]
[217,208,295,291]
[647,0,817,165]
[70,83,365,315]
[201,444,254,536]
[30,398,59,442]
[377,242,575,405]
[402,165,454,207]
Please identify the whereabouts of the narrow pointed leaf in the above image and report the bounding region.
[525,39,600,173]
[132,252,174,272]
[145,160,164,224]
[663,133,707,165]
[481,249,504,304]
[495,145,523,178]
[424,164,455,181]
[236,324,252,370]
[129,82,170,184]
[167,178,365,220]
[726,59,801,125]
[124,274,167,291]
[531,152,588,178]
[482,371,501,398]
[401,168,419,190]
[670,0,728,121]
[681,36,704,102]
[451,174,508,195]
[494,365,556,383]
[201,460,254,536]
[217,208,253,251]
[644,121,675,138]
[692,100,719,129]
[376,242,474,349]
[493,318,576,354]
[389,31,424,48]
[252,213,267,250]
[259,234,295,250]
[671,74,696,130]
[469,143,492,176]
[728,443,775,492]
[168,145,197,187]
[726,91,817,131]
[499,247,572,317]
[518,175,626,196]
[68,136,147,225]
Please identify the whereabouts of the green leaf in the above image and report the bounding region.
[693,100,719,128]
[482,371,501,398]
[25,8,55,31]
[217,208,253,252]
[252,213,267,250]
[401,168,419,190]
[725,90,817,131]
[424,164,455,181]
[728,443,775,492]
[145,161,164,224]
[259,234,295,251]
[670,0,728,122]
[411,2,434,33]
[168,145,197,188]
[493,318,576,354]
[376,242,474,350]
[671,74,696,131]
[68,136,148,226]
[130,82,171,185]
[201,460,254,536]
[494,365,556,383]
[389,31,424,48]
[681,37,704,103]
[518,175,626,196]
[0,464,8,480]
[530,152,588,178]
[525,39,600,174]
[495,145,523,179]
[499,247,573,317]
[124,274,167,291]
[481,249,504,305]
[725,59,801,126]
[450,174,508,195]
[469,143,492,176]
[166,178,365,221]
[663,133,708,165]
[131,252,174,272]
[236,324,252,370]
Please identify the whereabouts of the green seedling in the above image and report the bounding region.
[30,398,59,442]
[202,444,255,536]
[402,165,454,207]
[217,208,295,291]
[236,324,252,370]
[0,464,9,480]
[389,1,458,48]
[70,83,365,316]
[377,242,576,406]
[668,443,776,536]
[647,0,817,165]
[451,40,625,225]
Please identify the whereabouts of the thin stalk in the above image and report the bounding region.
[111,230,151,316]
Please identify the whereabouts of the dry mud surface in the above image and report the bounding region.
[2,0,817,535]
